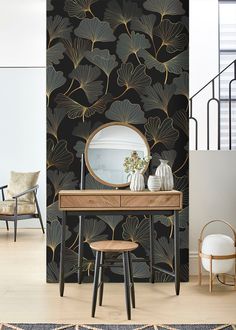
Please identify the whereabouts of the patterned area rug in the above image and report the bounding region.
[0,325,235,330]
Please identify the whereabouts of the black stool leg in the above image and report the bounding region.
[128,252,135,308]
[91,251,101,318]
[99,252,104,306]
[123,251,131,320]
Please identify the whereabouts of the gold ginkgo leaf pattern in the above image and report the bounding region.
[63,38,92,69]
[64,0,98,19]
[143,0,185,19]
[131,14,156,39]
[47,42,65,65]
[47,139,74,169]
[47,15,72,46]
[47,219,71,259]
[47,107,67,139]
[144,116,179,149]
[47,66,66,101]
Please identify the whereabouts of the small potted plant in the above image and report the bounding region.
[123,151,151,191]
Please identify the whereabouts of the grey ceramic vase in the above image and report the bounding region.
[155,159,174,191]
[130,170,145,191]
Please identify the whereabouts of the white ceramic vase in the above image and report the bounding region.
[130,170,145,191]
[147,175,161,192]
[155,159,174,191]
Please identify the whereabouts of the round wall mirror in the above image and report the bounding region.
[85,122,150,188]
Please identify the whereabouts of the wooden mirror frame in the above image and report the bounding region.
[84,122,151,188]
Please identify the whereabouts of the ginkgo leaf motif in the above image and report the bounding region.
[104,0,142,30]
[79,218,107,244]
[72,121,101,141]
[153,237,174,269]
[141,82,176,114]
[47,0,54,11]
[144,117,179,149]
[47,201,62,222]
[47,107,67,139]
[105,99,146,124]
[111,253,150,278]
[47,219,71,259]
[98,215,124,239]
[131,14,156,39]
[122,216,150,248]
[173,109,188,136]
[47,15,72,45]
[138,49,188,84]
[64,0,98,19]
[154,19,187,53]
[69,65,103,103]
[48,170,77,197]
[85,173,112,190]
[74,17,115,49]
[73,141,85,158]
[47,66,66,101]
[174,175,188,206]
[63,38,91,69]
[117,63,151,95]
[117,32,151,63]
[47,42,65,65]
[47,139,74,169]
[55,93,111,122]
[173,72,189,98]
[152,149,177,169]
[143,0,185,19]
[85,48,118,93]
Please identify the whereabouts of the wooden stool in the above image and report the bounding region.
[90,240,138,320]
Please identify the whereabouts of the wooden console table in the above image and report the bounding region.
[58,189,183,297]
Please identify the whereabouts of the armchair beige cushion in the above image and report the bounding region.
[5,171,40,203]
[0,200,36,215]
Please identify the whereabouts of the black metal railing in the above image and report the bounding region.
[189,59,236,150]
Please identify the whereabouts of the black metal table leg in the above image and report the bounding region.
[123,251,131,320]
[99,251,104,306]
[149,215,155,283]
[59,211,66,297]
[78,215,84,284]
[91,251,101,318]
[128,252,135,308]
[174,210,180,295]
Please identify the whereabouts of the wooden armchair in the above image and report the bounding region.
[0,184,44,241]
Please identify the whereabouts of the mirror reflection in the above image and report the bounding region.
[85,123,150,187]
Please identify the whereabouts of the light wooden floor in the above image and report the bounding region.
[0,229,235,324]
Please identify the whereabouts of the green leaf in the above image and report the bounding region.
[122,216,150,247]
[47,15,72,43]
[47,66,66,99]
[72,121,101,141]
[48,170,77,197]
[63,38,91,69]
[73,141,85,158]
[47,107,67,139]
[47,139,74,169]
[110,253,150,279]
[98,215,124,233]
[47,220,71,255]
[141,82,176,114]
[117,63,151,94]
[131,14,156,39]
[117,31,151,63]
[85,48,118,77]
[55,93,111,121]
[153,237,174,268]
[64,0,98,19]
[154,19,187,53]
[138,49,188,83]
[173,109,188,136]
[70,65,103,103]
[104,0,142,30]
[47,42,65,65]
[144,117,179,149]
[74,17,115,45]
[173,72,188,98]
[105,99,146,124]
[143,0,185,18]
[79,218,107,244]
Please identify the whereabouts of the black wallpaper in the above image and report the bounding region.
[47,0,189,283]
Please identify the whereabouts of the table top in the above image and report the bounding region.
[59,189,182,195]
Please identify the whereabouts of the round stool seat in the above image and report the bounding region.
[90,240,138,253]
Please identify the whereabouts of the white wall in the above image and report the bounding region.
[0,0,46,228]
[190,0,219,150]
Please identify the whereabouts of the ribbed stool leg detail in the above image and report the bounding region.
[123,252,131,320]
[91,251,101,317]
[128,252,135,308]
[99,252,104,306]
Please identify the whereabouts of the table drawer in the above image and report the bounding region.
[60,195,120,209]
[120,194,181,209]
